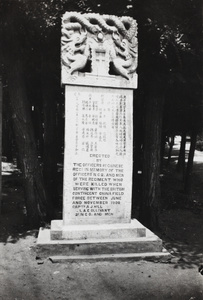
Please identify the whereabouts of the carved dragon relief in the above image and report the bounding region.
[61,12,138,81]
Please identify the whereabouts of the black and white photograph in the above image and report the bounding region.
[0,0,202,299]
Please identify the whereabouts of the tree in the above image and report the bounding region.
[0,75,2,214]
[1,1,52,227]
[134,0,202,229]
[184,131,197,194]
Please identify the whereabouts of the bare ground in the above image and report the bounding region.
[0,145,203,300]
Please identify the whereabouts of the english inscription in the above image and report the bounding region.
[72,160,124,217]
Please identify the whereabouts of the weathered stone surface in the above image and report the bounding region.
[49,252,171,262]
[50,219,146,240]
[61,12,138,88]
[63,85,133,226]
[37,227,165,259]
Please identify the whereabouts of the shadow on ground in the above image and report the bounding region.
[160,144,203,270]
[0,173,39,244]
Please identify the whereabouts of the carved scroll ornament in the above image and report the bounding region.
[61,12,138,82]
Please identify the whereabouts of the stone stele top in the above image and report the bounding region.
[61,12,138,89]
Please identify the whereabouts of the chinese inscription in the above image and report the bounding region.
[73,91,127,156]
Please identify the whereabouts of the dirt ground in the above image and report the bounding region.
[0,142,203,300]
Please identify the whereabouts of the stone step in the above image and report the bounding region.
[50,219,146,240]
[36,227,167,259]
[49,252,170,262]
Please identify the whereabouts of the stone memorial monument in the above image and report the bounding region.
[37,12,168,260]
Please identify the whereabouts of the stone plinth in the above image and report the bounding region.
[37,222,170,261]
[50,219,146,240]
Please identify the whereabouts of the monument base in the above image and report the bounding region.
[36,219,170,261]
[50,219,146,240]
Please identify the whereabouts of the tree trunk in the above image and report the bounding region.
[0,75,2,214]
[31,105,44,160]
[2,120,14,162]
[184,131,197,194]
[7,59,51,227]
[167,135,175,166]
[160,132,166,172]
[176,132,186,179]
[3,22,51,227]
[41,50,59,208]
[135,0,167,231]
[139,88,165,231]
[2,88,15,162]
[132,90,143,217]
